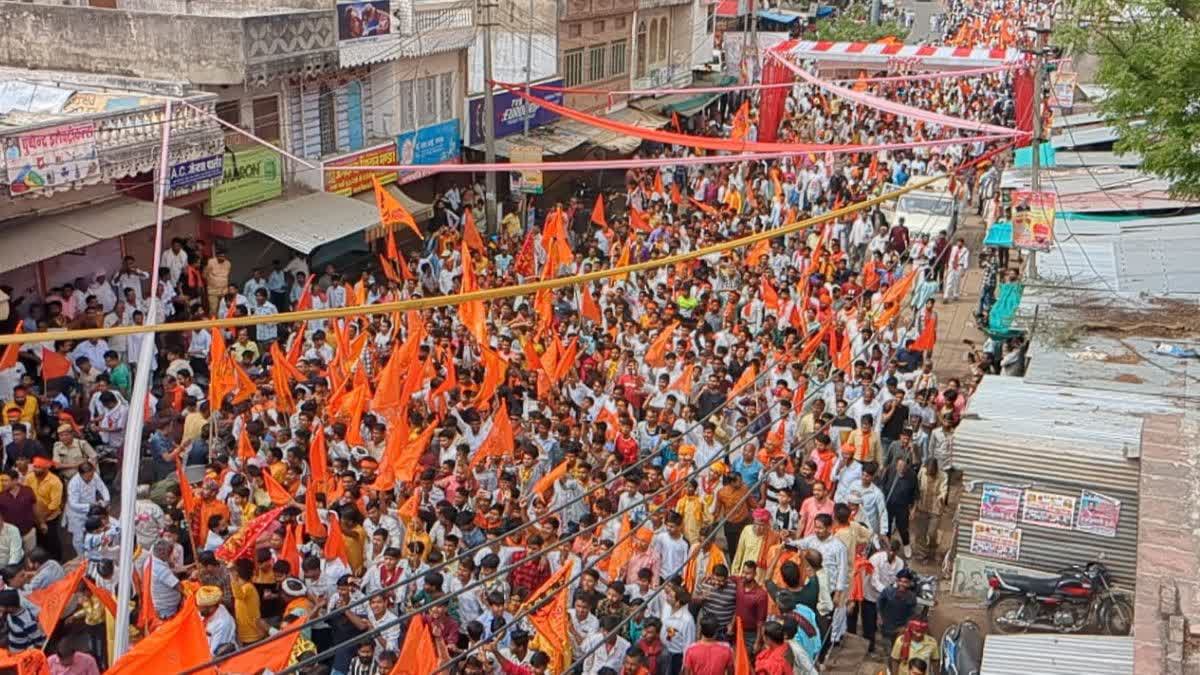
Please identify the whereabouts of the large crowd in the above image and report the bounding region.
[0,21,1031,675]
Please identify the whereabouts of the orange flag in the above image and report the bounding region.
[175,459,197,515]
[82,576,117,618]
[108,597,210,675]
[293,274,316,312]
[760,278,781,311]
[628,206,651,233]
[395,250,415,281]
[230,360,259,405]
[0,323,23,371]
[644,322,679,367]
[799,322,831,363]
[653,171,666,196]
[553,337,578,384]
[324,513,349,565]
[383,422,436,485]
[734,616,752,675]
[218,621,302,674]
[391,614,439,675]
[136,558,160,633]
[374,176,422,240]
[612,240,632,282]
[458,240,488,345]
[397,491,420,523]
[237,427,257,463]
[882,269,917,306]
[670,181,683,205]
[463,208,485,254]
[590,194,607,227]
[280,523,301,576]
[430,352,458,402]
[269,342,297,415]
[532,459,569,499]
[835,331,853,373]
[605,514,634,581]
[470,399,515,468]
[730,364,757,397]
[309,424,329,489]
[745,239,770,268]
[580,283,602,324]
[27,563,85,634]
[911,313,938,351]
[262,468,293,506]
[668,363,695,394]
[0,649,49,675]
[472,347,507,406]
[304,480,325,538]
[285,322,306,368]
[41,348,70,382]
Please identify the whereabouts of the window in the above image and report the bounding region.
[656,18,668,62]
[418,76,437,127]
[251,95,280,143]
[439,72,454,122]
[707,5,715,33]
[564,48,584,86]
[648,19,659,69]
[318,84,336,155]
[589,44,606,82]
[215,100,241,127]
[609,39,627,76]
[397,79,415,131]
[635,21,647,78]
[593,20,604,33]
[568,23,581,38]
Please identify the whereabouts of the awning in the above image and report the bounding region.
[631,76,736,117]
[716,0,739,17]
[227,191,381,255]
[756,9,802,23]
[981,635,1132,675]
[983,220,1013,248]
[555,107,670,154]
[776,40,1020,68]
[0,196,186,274]
[468,125,589,159]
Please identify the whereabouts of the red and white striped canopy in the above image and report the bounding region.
[776,40,1022,69]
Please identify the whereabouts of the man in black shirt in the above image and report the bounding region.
[696,374,726,419]
[4,423,49,471]
[880,387,910,448]
[877,569,918,655]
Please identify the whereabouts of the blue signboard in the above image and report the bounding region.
[395,118,462,165]
[468,79,563,146]
[168,154,224,192]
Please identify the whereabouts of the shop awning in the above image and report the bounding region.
[756,9,802,23]
[0,196,186,274]
[555,107,670,154]
[468,126,589,159]
[227,191,381,255]
[631,76,736,117]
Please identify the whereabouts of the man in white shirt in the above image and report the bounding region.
[161,239,190,285]
[580,615,631,675]
[661,586,697,671]
[944,237,970,301]
[148,540,182,619]
[198,584,236,653]
[652,513,690,580]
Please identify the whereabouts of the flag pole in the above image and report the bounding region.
[113,100,174,658]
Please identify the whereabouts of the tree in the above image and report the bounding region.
[810,6,910,43]
[1061,0,1200,196]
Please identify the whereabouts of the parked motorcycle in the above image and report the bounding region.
[914,572,938,620]
[940,620,984,675]
[985,558,1133,635]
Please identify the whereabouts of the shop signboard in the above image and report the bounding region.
[168,154,224,194]
[4,121,100,196]
[204,147,282,216]
[324,142,399,196]
[395,119,462,186]
[468,79,563,146]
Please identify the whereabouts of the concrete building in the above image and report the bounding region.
[0,0,474,279]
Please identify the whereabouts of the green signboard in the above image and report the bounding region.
[204,146,283,216]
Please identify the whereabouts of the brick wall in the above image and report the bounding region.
[1135,413,1200,675]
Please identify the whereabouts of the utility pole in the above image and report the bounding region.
[1027,24,1050,278]
[480,0,499,232]
[748,0,758,82]
[869,0,881,26]
[524,0,534,135]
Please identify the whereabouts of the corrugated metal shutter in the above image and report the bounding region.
[950,377,1171,589]
[980,635,1133,675]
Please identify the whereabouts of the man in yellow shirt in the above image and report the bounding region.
[231,558,268,645]
[2,387,38,426]
[25,457,63,557]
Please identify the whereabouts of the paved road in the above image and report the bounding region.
[900,0,942,42]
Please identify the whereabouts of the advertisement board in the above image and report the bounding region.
[1011,190,1056,252]
[168,154,224,194]
[324,143,399,196]
[336,0,392,42]
[4,121,100,196]
[395,119,462,186]
[468,79,563,146]
[204,147,282,216]
[509,144,544,194]
[1075,490,1120,538]
[1021,490,1076,530]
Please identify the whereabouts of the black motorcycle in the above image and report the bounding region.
[940,620,984,675]
[985,559,1133,635]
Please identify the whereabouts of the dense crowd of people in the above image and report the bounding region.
[0,22,1032,675]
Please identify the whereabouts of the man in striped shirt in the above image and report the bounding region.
[0,588,44,652]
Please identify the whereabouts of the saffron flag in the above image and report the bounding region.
[293,274,316,312]
[309,424,330,489]
[82,577,117,618]
[374,176,422,240]
[261,468,293,506]
[458,240,488,345]
[590,194,607,227]
[324,514,350,565]
[391,615,439,675]
[0,649,49,675]
[653,171,666,197]
[0,323,23,371]
[580,283,602,324]
[911,312,938,351]
[27,563,85,634]
[745,239,770,268]
[730,364,757,397]
[136,559,159,633]
[668,364,695,395]
[670,181,683,205]
[305,479,326,538]
[463,208,486,254]
[628,206,651,233]
[734,616,752,675]
[760,278,781,311]
[216,506,285,563]
[237,427,257,463]
[229,360,259,405]
[472,346,507,406]
[107,597,211,675]
[41,348,71,382]
[217,621,302,674]
[644,322,678,367]
[470,399,515,468]
[280,523,301,577]
[532,459,569,499]
[175,459,198,515]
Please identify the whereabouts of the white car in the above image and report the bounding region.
[885,188,961,239]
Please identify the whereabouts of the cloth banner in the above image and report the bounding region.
[768,52,1024,138]
[757,40,797,143]
[1013,69,1035,147]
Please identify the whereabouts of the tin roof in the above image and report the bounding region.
[980,635,1134,675]
[1024,335,1200,402]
